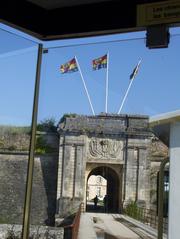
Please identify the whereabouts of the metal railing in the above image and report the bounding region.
[124,206,168,234]
[63,203,84,239]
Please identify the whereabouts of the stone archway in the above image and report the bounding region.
[86,164,122,213]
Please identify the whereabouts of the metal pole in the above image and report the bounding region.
[117,59,141,114]
[22,44,43,239]
[158,157,169,239]
[105,52,109,113]
[117,78,134,114]
[75,56,95,116]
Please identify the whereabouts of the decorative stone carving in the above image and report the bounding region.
[89,138,123,158]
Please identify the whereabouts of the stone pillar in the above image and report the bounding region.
[74,145,86,199]
[56,136,76,217]
[124,148,137,203]
[138,148,150,207]
[124,145,150,208]
[56,135,85,217]
[61,144,75,197]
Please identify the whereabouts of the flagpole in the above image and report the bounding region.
[105,52,109,113]
[75,56,95,116]
[117,79,134,114]
[117,59,142,114]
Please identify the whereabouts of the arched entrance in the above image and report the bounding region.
[86,166,121,213]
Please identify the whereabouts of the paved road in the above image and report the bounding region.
[78,213,140,239]
[77,212,168,239]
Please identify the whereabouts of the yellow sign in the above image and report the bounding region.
[137,0,180,26]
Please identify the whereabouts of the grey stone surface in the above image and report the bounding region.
[0,130,58,153]
[0,153,58,225]
[0,224,64,239]
[58,114,150,135]
[0,133,30,151]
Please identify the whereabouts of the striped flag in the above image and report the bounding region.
[130,60,141,80]
[60,58,78,74]
[92,54,107,70]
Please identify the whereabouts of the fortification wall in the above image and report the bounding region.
[0,133,30,151]
[0,153,58,225]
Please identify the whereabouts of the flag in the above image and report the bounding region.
[129,60,141,80]
[92,54,107,70]
[60,57,78,73]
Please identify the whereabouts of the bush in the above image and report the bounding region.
[35,136,54,154]
[37,118,57,132]
[124,201,143,221]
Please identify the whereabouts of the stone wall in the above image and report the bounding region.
[0,224,64,239]
[0,133,30,151]
[0,153,58,225]
[0,129,59,153]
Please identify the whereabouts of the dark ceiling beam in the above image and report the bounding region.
[0,0,167,40]
[46,1,136,37]
[0,1,46,36]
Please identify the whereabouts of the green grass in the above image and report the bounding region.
[124,201,144,221]
[0,125,30,135]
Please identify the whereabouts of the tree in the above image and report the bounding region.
[36,118,57,132]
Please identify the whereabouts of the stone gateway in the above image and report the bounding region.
[56,114,155,218]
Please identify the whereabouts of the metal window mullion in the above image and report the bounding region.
[22,43,43,239]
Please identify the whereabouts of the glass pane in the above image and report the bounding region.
[0,25,38,231]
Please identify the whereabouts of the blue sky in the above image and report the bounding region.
[1,24,180,126]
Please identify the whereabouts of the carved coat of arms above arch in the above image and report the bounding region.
[88,138,123,160]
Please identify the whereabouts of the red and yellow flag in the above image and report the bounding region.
[92,54,107,70]
[60,58,78,74]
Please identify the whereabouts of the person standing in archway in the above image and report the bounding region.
[93,195,98,209]
[103,195,108,213]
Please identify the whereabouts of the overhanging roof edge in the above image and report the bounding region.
[149,110,180,127]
